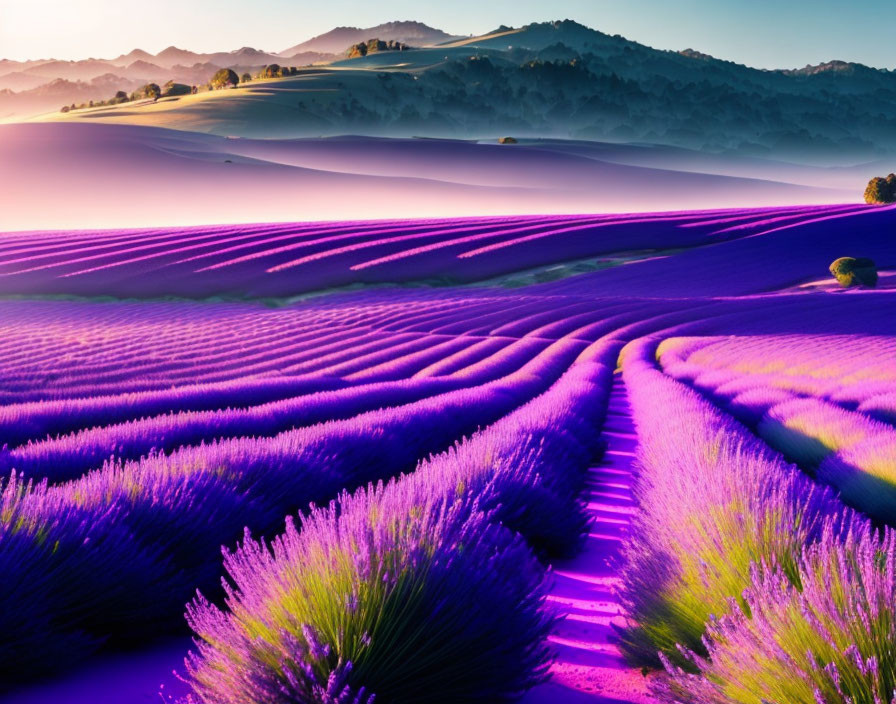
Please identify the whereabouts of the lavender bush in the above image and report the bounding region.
[659,524,896,704]
[185,489,552,704]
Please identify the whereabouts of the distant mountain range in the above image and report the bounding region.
[0,21,458,118]
[6,19,896,163]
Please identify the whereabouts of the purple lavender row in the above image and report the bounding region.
[531,204,891,298]
[0,375,350,448]
[181,339,620,703]
[616,336,859,669]
[0,296,560,402]
[660,334,896,408]
[625,338,896,701]
[697,382,896,527]
[2,333,553,481]
[2,334,547,482]
[0,326,366,398]
[1,378,455,483]
[0,207,831,298]
[0,336,584,679]
[0,315,345,400]
[656,339,896,526]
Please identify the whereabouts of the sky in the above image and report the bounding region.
[0,0,893,70]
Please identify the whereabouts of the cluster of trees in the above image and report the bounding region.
[206,68,259,90]
[60,59,302,112]
[60,83,177,112]
[60,67,250,112]
[258,64,300,79]
[60,89,130,113]
[347,39,411,59]
[863,174,896,204]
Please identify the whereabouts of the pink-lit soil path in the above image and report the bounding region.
[522,377,657,704]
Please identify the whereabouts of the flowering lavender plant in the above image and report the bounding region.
[617,338,858,669]
[659,524,896,704]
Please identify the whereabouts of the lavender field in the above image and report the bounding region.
[1,204,895,704]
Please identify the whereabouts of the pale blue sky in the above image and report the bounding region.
[1,0,892,70]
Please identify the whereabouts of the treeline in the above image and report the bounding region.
[347,39,411,59]
[61,79,195,112]
[58,65,293,113]
[256,64,301,78]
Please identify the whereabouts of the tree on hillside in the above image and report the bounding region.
[162,81,192,97]
[211,68,239,89]
[240,72,252,84]
[259,64,281,79]
[131,83,161,101]
[864,174,896,204]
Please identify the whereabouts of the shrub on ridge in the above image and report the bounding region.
[210,68,239,90]
[864,174,896,204]
[830,256,878,288]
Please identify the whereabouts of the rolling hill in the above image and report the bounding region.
[0,122,856,231]
[7,19,896,163]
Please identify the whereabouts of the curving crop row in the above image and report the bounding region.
[2,335,558,482]
[0,375,350,448]
[1,378,453,483]
[617,336,859,668]
[658,337,896,526]
[659,334,896,407]
[0,335,585,679]
[0,207,851,299]
[181,338,620,704]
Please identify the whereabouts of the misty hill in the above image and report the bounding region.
[447,19,643,53]
[10,18,896,163]
[0,44,322,112]
[109,48,155,66]
[149,45,288,69]
[280,21,458,56]
[781,60,880,77]
[0,122,855,231]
